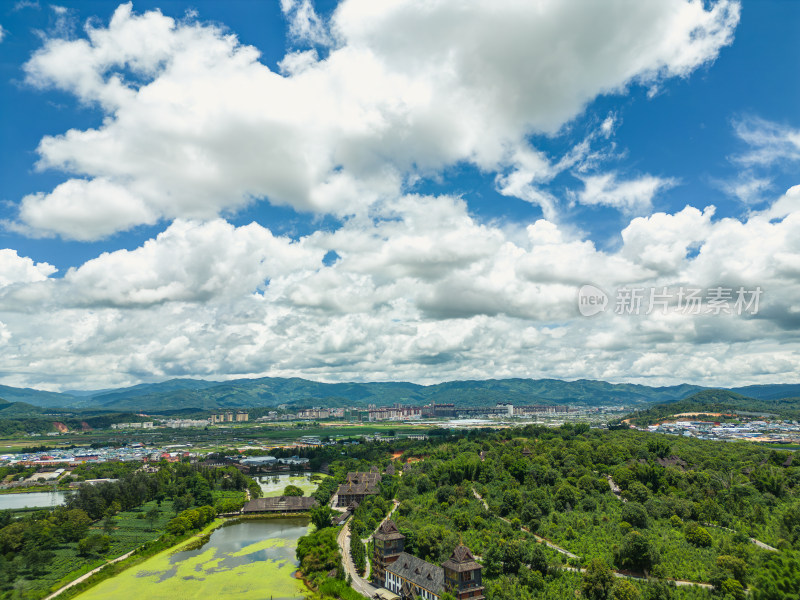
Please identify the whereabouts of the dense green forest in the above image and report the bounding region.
[298,425,799,599]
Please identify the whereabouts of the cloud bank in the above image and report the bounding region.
[7,0,800,392]
[2,189,800,390]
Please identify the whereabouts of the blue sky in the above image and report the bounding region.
[0,0,799,391]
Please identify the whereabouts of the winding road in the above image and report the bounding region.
[337,500,400,598]
[337,519,378,597]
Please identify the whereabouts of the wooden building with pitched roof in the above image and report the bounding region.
[375,520,484,600]
[335,470,382,507]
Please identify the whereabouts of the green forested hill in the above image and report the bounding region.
[82,377,705,412]
[3,376,800,414]
[0,385,84,408]
[301,424,800,599]
[732,383,800,401]
[0,397,52,435]
[625,389,800,425]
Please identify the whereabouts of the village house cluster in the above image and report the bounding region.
[366,402,575,421]
[645,417,800,444]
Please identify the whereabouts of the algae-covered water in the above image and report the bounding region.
[75,518,311,600]
[258,472,323,497]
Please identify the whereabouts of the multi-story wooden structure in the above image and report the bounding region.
[372,519,406,587]
[375,521,484,600]
[335,469,382,507]
[441,545,485,599]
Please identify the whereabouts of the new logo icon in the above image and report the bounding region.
[578,284,608,317]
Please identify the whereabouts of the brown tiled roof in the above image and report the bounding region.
[442,545,482,572]
[345,471,382,485]
[656,456,688,469]
[242,496,318,513]
[332,512,350,525]
[337,481,379,496]
[337,471,381,499]
[374,519,405,541]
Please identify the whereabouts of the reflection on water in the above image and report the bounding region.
[0,491,66,510]
[156,518,310,581]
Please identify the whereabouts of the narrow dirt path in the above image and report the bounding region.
[607,475,626,502]
[43,549,137,600]
[560,566,714,590]
[471,487,718,590]
[472,487,579,559]
[702,523,778,552]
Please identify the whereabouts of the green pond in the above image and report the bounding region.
[75,518,311,600]
[258,472,323,497]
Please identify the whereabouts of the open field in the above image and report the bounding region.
[0,421,435,453]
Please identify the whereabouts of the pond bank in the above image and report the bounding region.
[47,519,229,600]
[71,516,312,600]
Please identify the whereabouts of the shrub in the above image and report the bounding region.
[615,531,656,572]
[612,579,640,600]
[581,559,615,600]
[719,578,745,600]
[623,482,650,503]
[166,516,191,535]
[283,484,304,497]
[77,534,110,557]
[684,523,712,548]
[621,502,648,529]
[712,554,747,587]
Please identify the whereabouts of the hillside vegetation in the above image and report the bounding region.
[625,390,800,426]
[299,424,800,599]
[1,377,708,412]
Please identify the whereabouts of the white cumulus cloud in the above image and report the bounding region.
[573,173,677,213]
[0,249,57,287]
[16,0,740,239]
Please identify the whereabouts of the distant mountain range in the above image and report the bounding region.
[0,376,799,414]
